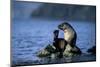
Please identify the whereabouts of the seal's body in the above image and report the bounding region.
[58,22,76,47]
[58,22,81,54]
[53,30,67,57]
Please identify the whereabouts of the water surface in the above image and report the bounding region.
[11,18,96,66]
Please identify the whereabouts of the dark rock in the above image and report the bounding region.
[37,44,56,57]
[88,46,96,55]
[37,44,81,57]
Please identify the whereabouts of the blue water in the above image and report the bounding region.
[11,18,96,66]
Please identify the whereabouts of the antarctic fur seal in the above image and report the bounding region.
[53,30,68,58]
[58,22,81,54]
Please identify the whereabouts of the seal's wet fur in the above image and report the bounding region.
[58,22,81,54]
[53,30,68,58]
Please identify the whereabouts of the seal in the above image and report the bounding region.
[53,30,68,58]
[58,22,81,54]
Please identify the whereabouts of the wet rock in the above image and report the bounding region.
[37,49,50,57]
[45,44,56,53]
[37,44,56,57]
[63,44,81,57]
[37,44,81,57]
[87,46,96,55]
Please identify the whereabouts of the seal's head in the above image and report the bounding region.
[53,30,59,35]
[58,22,72,31]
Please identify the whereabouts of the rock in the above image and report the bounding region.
[63,44,81,57]
[45,44,56,53]
[37,44,81,57]
[37,49,50,57]
[50,53,60,59]
[63,44,73,56]
[87,46,96,55]
[37,44,56,57]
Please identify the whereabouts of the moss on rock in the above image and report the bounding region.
[37,44,81,57]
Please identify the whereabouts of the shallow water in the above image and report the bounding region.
[11,18,96,66]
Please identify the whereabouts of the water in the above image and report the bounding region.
[11,18,96,66]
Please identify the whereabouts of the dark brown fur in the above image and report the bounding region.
[53,30,67,57]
